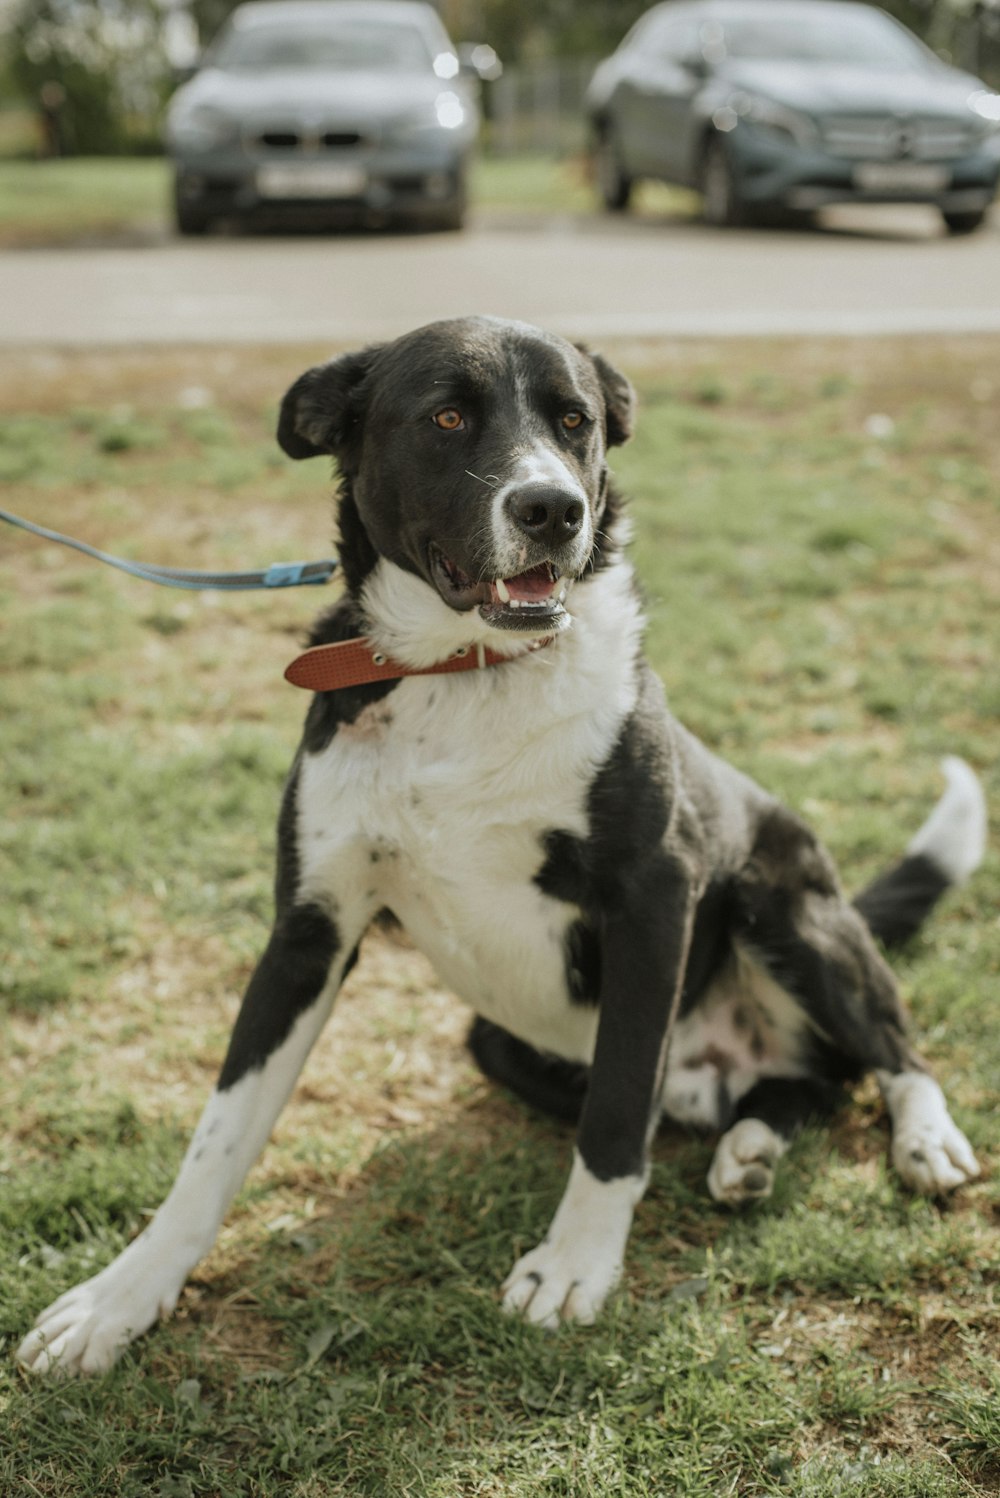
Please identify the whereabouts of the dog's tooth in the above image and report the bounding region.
[509,598,522,609]
[494,577,511,604]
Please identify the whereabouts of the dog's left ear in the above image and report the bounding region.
[277,345,383,460]
[580,347,636,448]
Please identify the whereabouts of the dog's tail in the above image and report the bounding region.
[853,756,987,949]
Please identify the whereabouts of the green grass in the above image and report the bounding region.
[1,337,998,1496]
[0,153,691,246]
[0,157,173,245]
[0,103,37,158]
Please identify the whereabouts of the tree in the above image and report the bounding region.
[10,0,170,155]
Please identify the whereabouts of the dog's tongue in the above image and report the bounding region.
[503,564,555,602]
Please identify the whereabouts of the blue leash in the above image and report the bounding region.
[0,507,337,592]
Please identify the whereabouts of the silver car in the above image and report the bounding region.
[167,0,479,233]
[587,0,1000,233]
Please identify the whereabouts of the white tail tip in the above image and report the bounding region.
[907,756,988,885]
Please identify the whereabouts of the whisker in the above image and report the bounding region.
[466,469,501,487]
[467,520,500,573]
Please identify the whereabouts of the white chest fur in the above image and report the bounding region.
[295,563,643,1061]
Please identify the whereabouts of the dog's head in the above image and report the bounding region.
[278,316,635,638]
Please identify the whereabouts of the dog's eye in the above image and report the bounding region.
[562,411,586,431]
[433,408,465,431]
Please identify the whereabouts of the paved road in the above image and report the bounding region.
[3,203,1000,345]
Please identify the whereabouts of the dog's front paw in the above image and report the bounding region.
[17,1237,185,1376]
[500,1151,645,1329]
[501,1238,621,1329]
[892,1116,980,1194]
[708,1118,787,1206]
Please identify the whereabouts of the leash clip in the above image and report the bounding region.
[264,561,335,588]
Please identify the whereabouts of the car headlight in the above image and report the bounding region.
[168,102,237,152]
[968,89,1000,153]
[433,51,460,80]
[434,92,466,130]
[389,93,467,141]
[721,92,818,149]
[968,89,1000,125]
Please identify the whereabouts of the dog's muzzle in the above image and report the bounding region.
[428,479,593,633]
[429,544,573,633]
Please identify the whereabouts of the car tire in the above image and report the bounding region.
[940,207,987,236]
[593,126,632,212]
[422,169,467,232]
[435,189,467,232]
[699,135,746,228]
[173,182,212,236]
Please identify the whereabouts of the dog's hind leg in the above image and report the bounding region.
[733,804,979,1201]
[708,1077,843,1205]
[18,892,367,1376]
[467,1016,588,1124]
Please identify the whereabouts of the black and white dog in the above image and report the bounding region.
[19,316,985,1373]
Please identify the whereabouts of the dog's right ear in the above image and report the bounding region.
[277,345,382,460]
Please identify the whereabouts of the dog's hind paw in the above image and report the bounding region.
[707,1118,787,1206]
[892,1116,980,1194]
[879,1071,980,1196]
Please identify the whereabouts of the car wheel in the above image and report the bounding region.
[699,135,746,227]
[173,180,212,236]
[940,207,987,236]
[593,126,632,212]
[436,185,468,231]
[423,203,464,232]
[422,169,467,232]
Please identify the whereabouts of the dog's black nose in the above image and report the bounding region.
[508,487,585,547]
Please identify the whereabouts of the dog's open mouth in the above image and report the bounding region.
[429,545,570,632]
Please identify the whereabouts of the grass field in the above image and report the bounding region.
[0,154,690,247]
[0,336,998,1497]
[0,157,173,246]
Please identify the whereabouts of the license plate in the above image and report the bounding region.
[853,162,950,192]
[256,163,366,199]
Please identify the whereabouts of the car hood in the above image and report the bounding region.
[173,66,462,124]
[717,60,984,119]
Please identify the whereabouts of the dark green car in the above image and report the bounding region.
[586,0,1000,233]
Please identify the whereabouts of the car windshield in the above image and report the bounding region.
[720,11,932,69]
[210,19,433,72]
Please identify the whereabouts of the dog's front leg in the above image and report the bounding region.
[502,858,695,1328]
[18,899,358,1375]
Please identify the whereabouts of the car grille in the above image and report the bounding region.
[253,129,365,150]
[820,115,976,160]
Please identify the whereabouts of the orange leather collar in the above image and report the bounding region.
[284,635,551,692]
